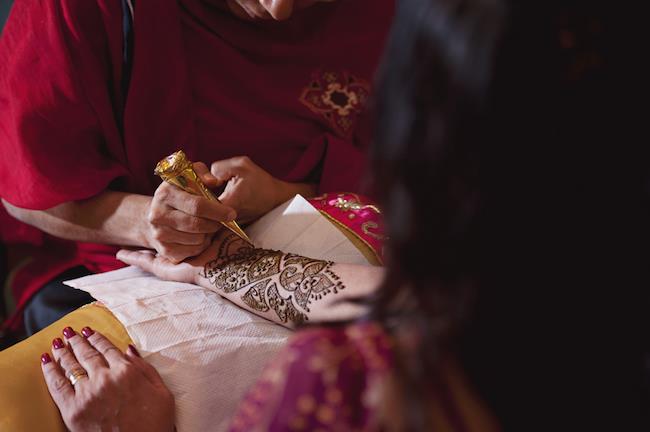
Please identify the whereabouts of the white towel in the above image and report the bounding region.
[64,195,371,431]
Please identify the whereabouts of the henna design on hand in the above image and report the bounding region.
[201,234,345,325]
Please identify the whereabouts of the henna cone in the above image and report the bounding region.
[154,150,252,244]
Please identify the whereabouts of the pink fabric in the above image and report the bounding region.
[309,192,386,263]
[229,322,393,431]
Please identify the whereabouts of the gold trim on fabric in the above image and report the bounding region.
[318,210,383,266]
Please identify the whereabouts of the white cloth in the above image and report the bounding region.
[64,195,371,431]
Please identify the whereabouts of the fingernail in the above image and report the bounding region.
[41,353,52,364]
[128,344,141,357]
[227,211,237,221]
[52,338,64,350]
[63,327,76,339]
[81,326,94,338]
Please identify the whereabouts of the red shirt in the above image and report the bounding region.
[0,0,393,325]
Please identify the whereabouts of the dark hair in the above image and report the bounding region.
[370,0,648,429]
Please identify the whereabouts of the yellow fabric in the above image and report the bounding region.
[0,303,132,431]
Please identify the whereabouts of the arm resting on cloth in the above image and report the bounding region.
[118,231,384,328]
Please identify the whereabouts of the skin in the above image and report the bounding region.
[224,0,335,21]
[41,328,174,431]
[3,158,315,263]
[42,224,382,427]
[117,229,384,328]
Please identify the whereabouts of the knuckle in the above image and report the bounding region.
[93,373,112,393]
[88,332,106,345]
[119,365,138,381]
[186,198,202,216]
[77,349,102,364]
[148,207,162,223]
[51,376,70,394]
[90,339,110,354]
[153,185,169,201]
[187,217,203,232]
[235,156,250,166]
[57,350,75,365]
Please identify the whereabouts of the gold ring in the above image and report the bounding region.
[67,368,88,386]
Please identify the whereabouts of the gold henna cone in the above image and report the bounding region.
[154,150,252,244]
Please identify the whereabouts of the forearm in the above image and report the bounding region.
[276,180,317,202]
[197,233,383,328]
[2,192,150,247]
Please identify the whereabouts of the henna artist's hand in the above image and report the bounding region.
[143,163,237,264]
[207,156,316,224]
[40,327,175,432]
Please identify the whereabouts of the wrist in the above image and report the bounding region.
[133,196,154,249]
[274,180,317,206]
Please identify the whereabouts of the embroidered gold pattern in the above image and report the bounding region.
[299,71,371,137]
[361,221,386,241]
[332,197,382,214]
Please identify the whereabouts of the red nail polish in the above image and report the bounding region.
[81,326,94,338]
[128,344,141,357]
[41,353,52,364]
[52,338,64,350]
[62,327,76,339]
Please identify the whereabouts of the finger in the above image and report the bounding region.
[63,327,109,374]
[151,225,208,246]
[160,187,236,222]
[117,249,198,283]
[85,330,129,368]
[124,344,167,388]
[117,249,158,272]
[156,238,211,263]
[193,162,222,188]
[217,186,243,213]
[246,0,273,18]
[52,327,87,379]
[41,353,75,406]
[210,157,250,183]
[151,208,221,234]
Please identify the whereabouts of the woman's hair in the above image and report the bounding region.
[370,0,648,429]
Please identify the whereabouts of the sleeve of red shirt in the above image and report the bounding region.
[317,133,368,193]
[0,0,127,211]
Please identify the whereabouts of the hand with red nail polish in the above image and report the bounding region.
[40,329,174,432]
